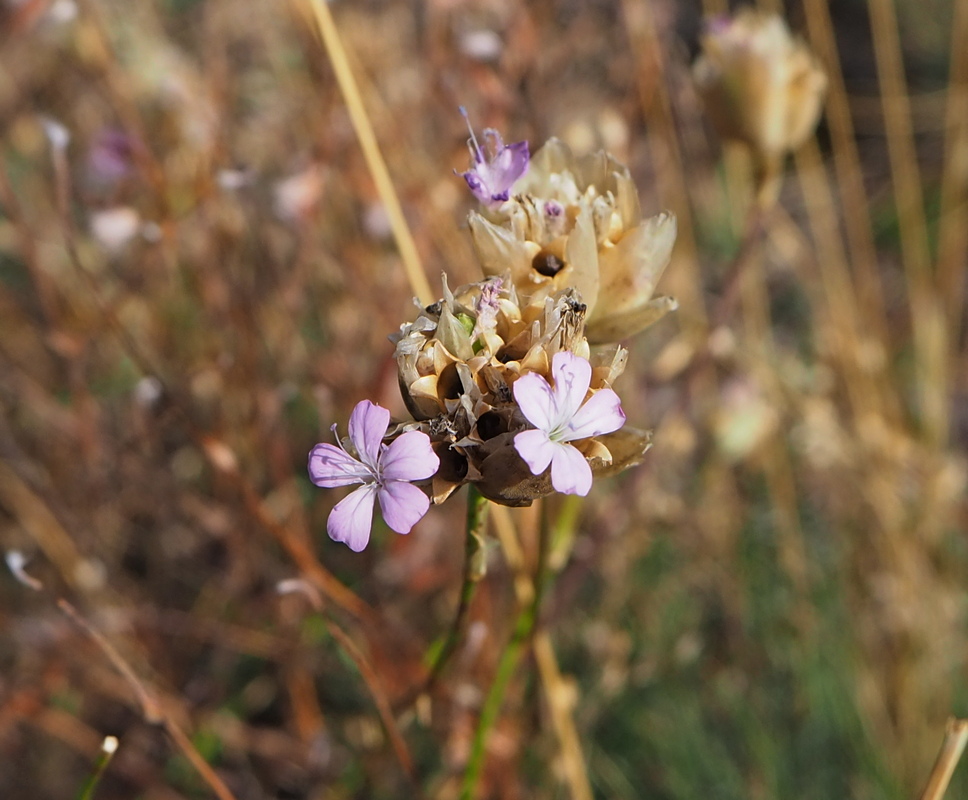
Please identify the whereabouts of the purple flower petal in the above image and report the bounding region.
[511,351,626,497]
[493,140,529,186]
[310,399,441,551]
[550,443,593,496]
[327,484,378,552]
[513,428,557,476]
[378,480,431,535]
[550,351,592,424]
[513,372,557,432]
[381,430,439,482]
[308,443,372,488]
[88,128,136,183]
[458,108,529,208]
[565,388,626,441]
[348,400,389,469]
[461,170,491,205]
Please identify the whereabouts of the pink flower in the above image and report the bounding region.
[458,106,529,207]
[513,351,626,496]
[309,400,439,552]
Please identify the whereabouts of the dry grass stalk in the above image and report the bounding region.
[8,557,239,800]
[918,719,968,800]
[800,0,890,340]
[296,0,434,306]
[936,0,968,345]
[866,0,945,448]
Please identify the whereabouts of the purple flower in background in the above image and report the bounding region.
[309,400,439,552]
[513,351,626,496]
[87,128,136,184]
[458,106,529,207]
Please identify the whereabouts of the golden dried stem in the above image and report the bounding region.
[326,620,416,784]
[867,0,947,448]
[936,0,968,346]
[621,0,708,333]
[0,462,85,592]
[918,718,968,800]
[490,505,534,605]
[791,140,897,425]
[298,0,434,306]
[800,0,889,342]
[57,599,162,724]
[533,632,594,800]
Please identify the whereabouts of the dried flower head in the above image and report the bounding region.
[467,137,677,344]
[692,10,827,163]
[390,276,650,505]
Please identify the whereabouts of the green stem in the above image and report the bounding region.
[422,485,489,696]
[76,736,118,800]
[460,500,551,800]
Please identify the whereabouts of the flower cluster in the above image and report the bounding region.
[310,114,677,550]
[389,275,641,506]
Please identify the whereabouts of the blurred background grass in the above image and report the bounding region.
[1,0,966,798]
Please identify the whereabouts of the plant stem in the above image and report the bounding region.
[421,486,490,697]
[919,718,968,800]
[75,736,118,800]
[299,0,434,305]
[461,500,550,800]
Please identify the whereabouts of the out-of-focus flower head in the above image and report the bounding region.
[466,137,678,344]
[390,276,650,506]
[458,106,530,208]
[692,10,827,164]
[89,206,142,252]
[308,400,439,552]
[87,128,136,185]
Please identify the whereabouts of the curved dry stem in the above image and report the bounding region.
[919,719,968,800]
[296,0,434,306]
[326,619,418,787]
[54,599,238,800]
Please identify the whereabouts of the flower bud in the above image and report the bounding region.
[692,11,827,163]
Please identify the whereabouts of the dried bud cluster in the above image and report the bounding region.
[469,138,678,344]
[692,10,827,165]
